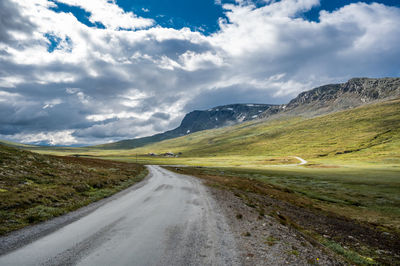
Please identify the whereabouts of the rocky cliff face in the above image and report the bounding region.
[176,104,277,135]
[261,77,400,118]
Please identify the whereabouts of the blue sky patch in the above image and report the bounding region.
[48,0,400,34]
[44,33,62,52]
[50,1,105,29]
[44,33,72,53]
[303,0,400,22]
[116,0,226,34]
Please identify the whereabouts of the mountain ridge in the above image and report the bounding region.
[95,103,276,149]
[96,77,400,149]
[260,77,400,118]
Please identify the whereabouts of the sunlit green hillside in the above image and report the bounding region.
[0,140,36,148]
[125,98,400,166]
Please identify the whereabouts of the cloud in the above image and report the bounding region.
[54,0,154,30]
[1,130,78,146]
[152,112,171,120]
[0,0,399,145]
[0,0,35,44]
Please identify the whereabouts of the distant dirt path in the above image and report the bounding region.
[291,156,308,165]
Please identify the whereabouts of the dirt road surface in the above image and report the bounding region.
[0,166,239,266]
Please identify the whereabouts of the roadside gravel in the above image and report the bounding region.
[206,186,343,265]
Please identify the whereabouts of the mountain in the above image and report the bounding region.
[260,77,400,118]
[177,104,278,133]
[97,77,400,150]
[129,97,400,162]
[96,104,276,149]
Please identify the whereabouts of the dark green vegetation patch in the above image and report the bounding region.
[0,144,147,235]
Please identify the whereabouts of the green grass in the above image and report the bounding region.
[264,236,279,246]
[0,139,36,148]
[318,238,376,265]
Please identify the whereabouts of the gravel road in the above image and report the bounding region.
[0,165,239,266]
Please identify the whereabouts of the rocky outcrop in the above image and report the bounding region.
[177,104,277,134]
[260,77,400,118]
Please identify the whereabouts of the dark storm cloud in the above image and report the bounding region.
[72,116,168,139]
[0,0,34,44]
[0,92,93,134]
[152,112,171,120]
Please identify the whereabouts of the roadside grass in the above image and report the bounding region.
[264,236,279,246]
[0,144,147,235]
[166,166,400,265]
[317,238,375,265]
[170,166,400,231]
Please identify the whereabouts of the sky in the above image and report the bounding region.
[0,0,399,146]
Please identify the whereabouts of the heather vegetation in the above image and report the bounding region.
[0,144,147,235]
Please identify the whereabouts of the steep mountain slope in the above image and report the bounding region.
[131,98,400,163]
[96,104,276,149]
[260,77,400,118]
